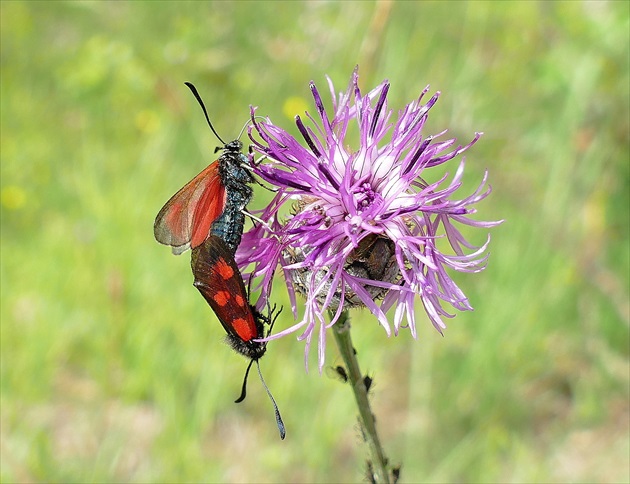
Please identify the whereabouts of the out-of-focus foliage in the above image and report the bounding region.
[1,1,628,482]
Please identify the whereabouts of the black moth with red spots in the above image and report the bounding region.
[191,235,285,439]
[191,235,267,360]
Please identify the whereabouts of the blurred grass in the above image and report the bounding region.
[1,1,628,482]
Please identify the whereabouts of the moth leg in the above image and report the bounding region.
[242,210,267,227]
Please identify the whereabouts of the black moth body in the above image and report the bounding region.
[210,140,255,255]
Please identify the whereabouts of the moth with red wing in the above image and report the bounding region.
[191,235,285,439]
[190,235,268,360]
[153,83,285,439]
[153,82,254,256]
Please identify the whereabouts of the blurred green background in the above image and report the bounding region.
[1,1,628,482]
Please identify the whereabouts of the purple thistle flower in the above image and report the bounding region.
[238,68,502,371]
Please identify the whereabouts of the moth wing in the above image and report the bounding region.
[191,235,258,342]
[154,162,227,254]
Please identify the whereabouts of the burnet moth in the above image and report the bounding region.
[191,235,285,439]
[153,82,254,256]
[154,84,285,439]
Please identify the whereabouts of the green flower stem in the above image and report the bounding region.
[331,310,391,484]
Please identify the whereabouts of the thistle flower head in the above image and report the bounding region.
[239,68,501,371]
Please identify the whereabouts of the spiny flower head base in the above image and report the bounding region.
[240,68,501,371]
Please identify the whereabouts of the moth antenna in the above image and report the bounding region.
[252,114,269,124]
[256,360,286,440]
[235,358,255,403]
[237,119,251,141]
[184,82,226,145]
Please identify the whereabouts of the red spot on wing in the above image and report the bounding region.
[213,291,231,306]
[234,294,245,307]
[192,236,260,344]
[154,161,227,253]
[215,258,235,280]
[232,318,257,341]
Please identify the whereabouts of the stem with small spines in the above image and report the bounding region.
[331,310,391,484]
